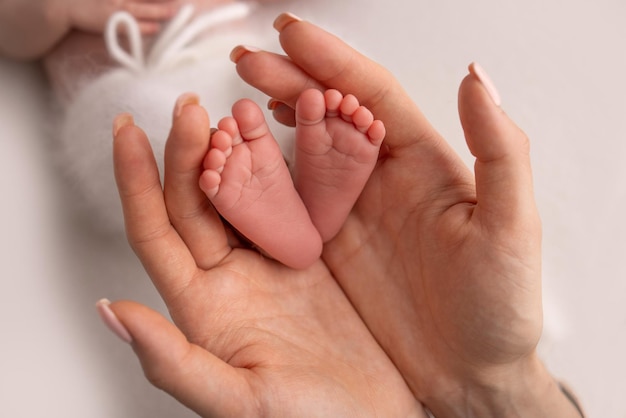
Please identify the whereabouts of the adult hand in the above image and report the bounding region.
[231,15,581,417]
[105,97,423,417]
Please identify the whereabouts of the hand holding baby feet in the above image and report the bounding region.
[201,90,384,269]
[200,99,322,269]
[294,89,385,242]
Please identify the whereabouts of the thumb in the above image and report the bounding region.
[96,299,255,416]
[459,63,539,232]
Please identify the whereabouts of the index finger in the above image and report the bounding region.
[234,14,439,151]
[113,115,198,301]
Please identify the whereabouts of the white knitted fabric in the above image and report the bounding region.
[54,3,289,235]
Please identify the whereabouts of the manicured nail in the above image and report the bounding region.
[113,113,134,137]
[173,92,200,120]
[230,45,261,63]
[96,299,133,344]
[273,12,302,32]
[267,98,284,110]
[469,62,501,106]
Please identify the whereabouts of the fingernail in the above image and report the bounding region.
[113,113,134,137]
[96,299,133,344]
[229,45,261,63]
[273,12,302,32]
[173,92,200,120]
[267,98,283,110]
[469,62,502,106]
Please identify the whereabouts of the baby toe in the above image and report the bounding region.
[323,89,343,117]
[203,147,227,172]
[210,130,233,157]
[352,106,375,134]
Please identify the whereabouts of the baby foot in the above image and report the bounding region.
[200,98,322,269]
[294,89,385,242]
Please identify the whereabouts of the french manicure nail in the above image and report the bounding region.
[273,12,302,32]
[229,45,261,63]
[469,62,502,106]
[96,299,133,344]
[113,113,134,137]
[173,92,200,120]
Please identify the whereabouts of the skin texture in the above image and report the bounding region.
[111,101,424,417]
[106,13,583,418]
[199,89,384,269]
[229,16,582,418]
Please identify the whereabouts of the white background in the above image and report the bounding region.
[1,0,624,416]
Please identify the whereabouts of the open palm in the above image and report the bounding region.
[233,18,545,415]
[110,103,422,417]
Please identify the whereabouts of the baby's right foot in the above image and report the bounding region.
[294,89,385,242]
[199,98,322,269]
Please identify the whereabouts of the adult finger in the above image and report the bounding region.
[136,21,161,35]
[268,99,296,127]
[232,48,323,109]
[459,63,540,232]
[234,15,439,150]
[125,1,179,22]
[163,94,231,270]
[98,299,256,417]
[113,114,198,299]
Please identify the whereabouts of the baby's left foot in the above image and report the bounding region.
[294,89,385,242]
[200,98,322,269]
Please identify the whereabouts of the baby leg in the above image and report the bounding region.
[294,89,385,242]
[200,99,322,269]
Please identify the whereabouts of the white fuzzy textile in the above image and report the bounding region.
[54,3,290,235]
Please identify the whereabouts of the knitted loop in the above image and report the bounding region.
[105,3,251,73]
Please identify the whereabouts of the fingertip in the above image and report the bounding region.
[106,300,189,358]
[173,92,201,122]
[96,299,133,344]
[168,94,212,154]
[113,113,135,138]
[459,65,520,162]
[468,62,502,107]
[112,115,158,193]
[458,64,537,228]
[268,100,296,127]
[138,22,161,36]
[273,12,303,32]
[230,45,262,64]
[104,302,251,416]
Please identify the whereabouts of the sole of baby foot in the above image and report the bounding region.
[294,88,385,242]
[200,98,322,269]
